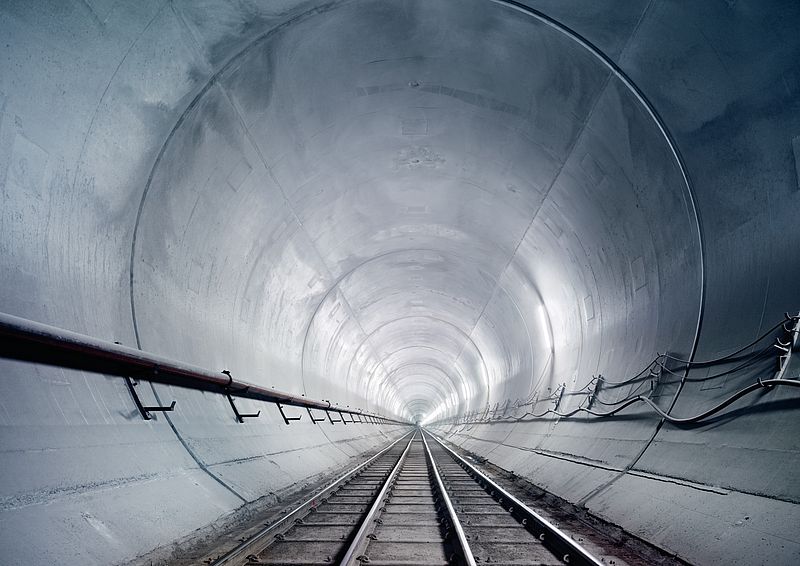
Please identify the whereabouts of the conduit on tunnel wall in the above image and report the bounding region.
[0,1,799,565]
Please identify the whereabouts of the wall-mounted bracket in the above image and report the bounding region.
[782,312,800,336]
[115,341,176,421]
[773,312,800,384]
[0,315,412,428]
[552,383,566,411]
[585,375,602,410]
[307,407,326,423]
[500,399,511,418]
[221,370,260,423]
[647,363,663,397]
[277,403,302,425]
[326,409,343,424]
[124,376,176,420]
[226,393,260,423]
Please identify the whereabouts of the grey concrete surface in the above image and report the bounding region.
[0,0,798,564]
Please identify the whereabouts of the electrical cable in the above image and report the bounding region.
[453,378,799,425]
[573,315,795,390]
[438,314,799,427]
[662,315,797,366]
[590,314,798,390]
[591,377,652,406]
[592,356,663,386]
[656,344,774,382]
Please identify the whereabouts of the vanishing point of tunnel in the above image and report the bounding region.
[1,1,799,565]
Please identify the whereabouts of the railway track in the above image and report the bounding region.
[212,429,602,566]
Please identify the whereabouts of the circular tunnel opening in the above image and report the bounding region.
[131,0,702,426]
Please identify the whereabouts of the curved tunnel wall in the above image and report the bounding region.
[0,1,798,565]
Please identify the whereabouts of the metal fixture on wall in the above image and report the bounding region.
[0,312,408,426]
[436,313,800,427]
[124,376,177,420]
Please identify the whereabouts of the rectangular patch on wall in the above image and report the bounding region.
[227,158,252,191]
[188,258,203,294]
[584,294,595,321]
[0,91,6,130]
[580,152,606,185]
[239,296,252,322]
[543,215,563,239]
[631,256,647,290]
[792,135,800,190]
[6,132,49,197]
[403,205,429,214]
[402,118,428,136]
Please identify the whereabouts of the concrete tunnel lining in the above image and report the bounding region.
[1,0,799,564]
[131,0,701,425]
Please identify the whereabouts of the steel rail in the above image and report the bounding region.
[427,431,604,566]
[0,311,408,424]
[420,430,477,566]
[210,430,414,565]
[340,431,417,565]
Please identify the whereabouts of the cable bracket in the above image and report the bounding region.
[124,376,176,420]
[277,403,302,425]
[221,370,260,423]
[307,407,326,423]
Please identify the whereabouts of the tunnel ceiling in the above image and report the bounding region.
[131,0,702,423]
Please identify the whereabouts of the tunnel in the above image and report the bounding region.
[1,0,799,564]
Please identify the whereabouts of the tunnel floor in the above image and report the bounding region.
[133,431,689,566]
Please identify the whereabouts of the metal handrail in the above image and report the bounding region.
[0,311,408,424]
